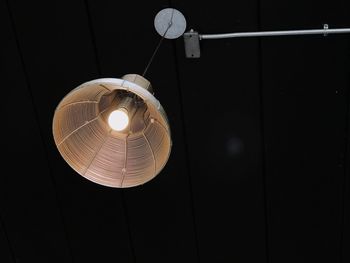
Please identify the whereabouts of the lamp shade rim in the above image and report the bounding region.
[70,77,160,109]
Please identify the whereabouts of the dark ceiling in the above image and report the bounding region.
[1,0,350,262]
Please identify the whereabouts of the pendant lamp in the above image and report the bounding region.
[52,8,187,187]
[52,74,171,188]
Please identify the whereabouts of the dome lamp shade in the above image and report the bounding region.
[52,74,171,188]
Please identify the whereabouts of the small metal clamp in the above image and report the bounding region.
[323,24,329,36]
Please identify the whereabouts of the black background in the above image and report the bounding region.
[1,0,349,262]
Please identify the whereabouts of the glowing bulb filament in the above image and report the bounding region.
[108,109,129,131]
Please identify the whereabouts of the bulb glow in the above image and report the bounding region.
[108,109,129,131]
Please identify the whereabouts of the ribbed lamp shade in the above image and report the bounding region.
[52,74,171,188]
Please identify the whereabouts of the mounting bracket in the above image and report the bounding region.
[183,30,201,58]
[153,9,350,59]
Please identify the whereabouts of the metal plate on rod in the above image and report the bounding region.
[184,30,201,58]
[154,8,187,39]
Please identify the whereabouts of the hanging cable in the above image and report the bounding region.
[142,9,174,77]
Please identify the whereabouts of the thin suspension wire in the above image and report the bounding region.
[142,10,174,77]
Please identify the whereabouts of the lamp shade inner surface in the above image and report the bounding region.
[52,74,171,188]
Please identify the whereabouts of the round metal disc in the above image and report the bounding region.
[154,8,186,39]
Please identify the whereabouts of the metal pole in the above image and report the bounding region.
[183,25,350,58]
[199,25,350,40]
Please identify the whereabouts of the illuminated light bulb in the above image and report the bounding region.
[108,109,129,131]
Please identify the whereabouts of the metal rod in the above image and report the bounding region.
[199,26,350,40]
